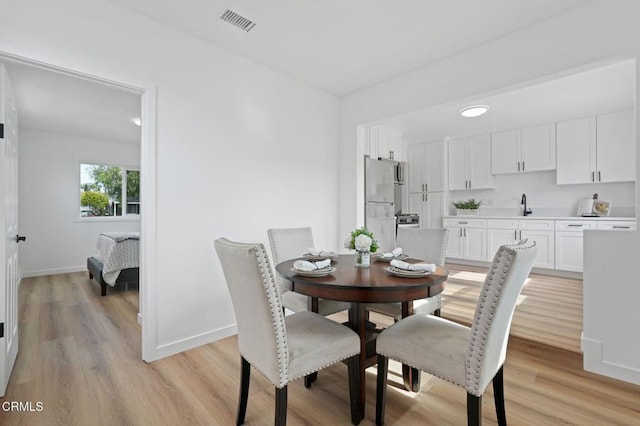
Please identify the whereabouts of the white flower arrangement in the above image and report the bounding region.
[344,227,378,253]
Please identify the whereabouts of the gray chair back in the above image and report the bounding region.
[396,227,449,265]
[267,227,314,294]
[466,240,537,395]
[214,238,288,387]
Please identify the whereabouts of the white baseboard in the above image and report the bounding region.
[582,335,640,386]
[144,324,238,362]
[23,265,86,278]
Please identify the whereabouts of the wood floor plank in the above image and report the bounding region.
[0,271,638,425]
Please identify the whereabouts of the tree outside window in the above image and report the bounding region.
[80,164,140,217]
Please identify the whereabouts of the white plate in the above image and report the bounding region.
[302,252,338,261]
[291,266,336,277]
[386,266,430,278]
[372,253,409,262]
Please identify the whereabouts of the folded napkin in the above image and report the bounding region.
[307,247,334,257]
[293,259,331,271]
[390,259,436,273]
[380,247,403,259]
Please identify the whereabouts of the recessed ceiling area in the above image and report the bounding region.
[372,60,636,143]
[3,59,141,145]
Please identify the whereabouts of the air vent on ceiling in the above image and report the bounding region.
[220,9,256,32]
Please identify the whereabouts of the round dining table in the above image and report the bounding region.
[275,254,449,422]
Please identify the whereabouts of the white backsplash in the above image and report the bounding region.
[448,170,636,218]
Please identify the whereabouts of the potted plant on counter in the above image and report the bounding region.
[452,199,483,216]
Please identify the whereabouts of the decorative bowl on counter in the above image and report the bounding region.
[593,201,611,216]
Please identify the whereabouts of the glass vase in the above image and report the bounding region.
[355,250,370,268]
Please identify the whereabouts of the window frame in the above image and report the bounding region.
[77,161,141,222]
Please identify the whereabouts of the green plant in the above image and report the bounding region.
[344,227,379,253]
[81,191,109,216]
[452,199,483,210]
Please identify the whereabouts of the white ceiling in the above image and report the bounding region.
[2,60,141,145]
[5,0,631,146]
[378,60,636,142]
[106,0,592,96]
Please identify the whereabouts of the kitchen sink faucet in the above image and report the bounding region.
[521,193,533,216]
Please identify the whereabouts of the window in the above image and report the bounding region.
[80,163,140,217]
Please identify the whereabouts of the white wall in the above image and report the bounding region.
[2,0,340,360]
[340,0,640,384]
[18,129,141,276]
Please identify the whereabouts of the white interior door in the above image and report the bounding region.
[0,63,19,397]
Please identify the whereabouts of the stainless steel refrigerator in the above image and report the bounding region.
[365,157,396,252]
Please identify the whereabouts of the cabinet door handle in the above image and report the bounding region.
[425,194,428,202]
[460,229,463,237]
[514,230,517,239]
[464,228,467,237]
[517,162,520,172]
[522,161,525,172]
[591,171,595,182]
[459,221,468,224]
[425,183,428,192]
[469,180,471,189]
[519,230,522,240]
[598,171,601,182]
[567,224,583,227]
[613,226,630,229]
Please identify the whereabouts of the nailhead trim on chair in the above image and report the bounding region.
[466,246,514,396]
[252,244,290,389]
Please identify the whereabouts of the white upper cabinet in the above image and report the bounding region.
[408,141,444,193]
[556,116,596,184]
[491,124,556,175]
[448,134,493,191]
[596,109,635,183]
[366,126,404,161]
[557,109,635,185]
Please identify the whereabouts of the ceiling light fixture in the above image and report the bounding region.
[459,105,489,118]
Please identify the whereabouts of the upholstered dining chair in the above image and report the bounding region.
[375,240,537,426]
[267,227,350,316]
[214,238,361,426]
[366,228,449,319]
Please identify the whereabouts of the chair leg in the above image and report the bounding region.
[304,372,318,388]
[275,386,287,426]
[347,355,361,425]
[375,355,389,426]
[434,308,441,317]
[237,356,251,425]
[493,366,506,426]
[467,393,482,426]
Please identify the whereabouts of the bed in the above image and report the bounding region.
[87,232,140,296]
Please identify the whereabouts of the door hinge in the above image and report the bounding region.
[0,123,4,139]
[0,322,4,338]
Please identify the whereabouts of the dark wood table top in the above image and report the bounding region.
[275,254,449,303]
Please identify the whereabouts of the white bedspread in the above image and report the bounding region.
[94,232,140,285]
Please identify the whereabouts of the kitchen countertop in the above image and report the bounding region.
[443,215,636,221]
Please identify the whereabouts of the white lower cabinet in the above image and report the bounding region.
[445,217,635,273]
[554,220,597,272]
[487,219,555,269]
[444,218,487,261]
[596,220,637,230]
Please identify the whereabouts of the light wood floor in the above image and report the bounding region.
[441,263,583,353]
[0,270,639,425]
